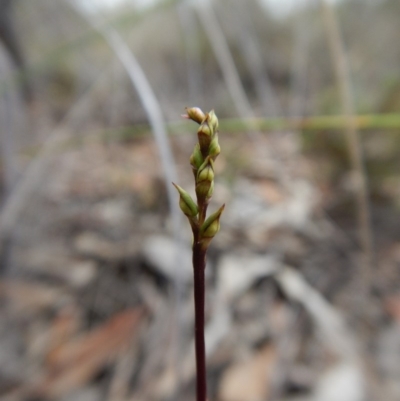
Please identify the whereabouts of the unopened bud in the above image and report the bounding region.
[198,120,212,153]
[207,110,219,132]
[197,157,215,183]
[208,135,220,159]
[196,156,214,199]
[200,204,225,239]
[190,143,204,170]
[185,107,206,124]
[172,183,198,217]
[196,157,214,199]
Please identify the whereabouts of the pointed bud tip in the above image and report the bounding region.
[214,203,225,217]
[207,109,219,132]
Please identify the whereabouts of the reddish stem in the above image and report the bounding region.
[192,239,207,401]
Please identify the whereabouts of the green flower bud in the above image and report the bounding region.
[207,110,219,133]
[190,143,204,170]
[197,157,215,183]
[172,183,198,217]
[208,135,221,160]
[197,120,212,154]
[185,107,206,124]
[200,204,225,239]
[196,157,214,199]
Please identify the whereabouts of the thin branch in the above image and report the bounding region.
[68,4,188,399]
[230,0,281,117]
[151,113,400,135]
[21,113,400,150]
[288,10,310,119]
[0,66,110,248]
[177,2,204,106]
[73,2,179,199]
[321,0,374,291]
[193,0,256,123]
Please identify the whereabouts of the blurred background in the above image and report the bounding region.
[1,0,400,400]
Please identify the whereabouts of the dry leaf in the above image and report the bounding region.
[219,344,277,401]
[0,281,65,313]
[46,306,81,358]
[35,308,144,399]
[385,296,400,322]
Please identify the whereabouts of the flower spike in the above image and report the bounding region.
[173,107,224,401]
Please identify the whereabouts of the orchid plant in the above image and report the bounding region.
[173,107,224,401]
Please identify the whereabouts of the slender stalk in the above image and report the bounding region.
[192,238,207,401]
[192,196,208,401]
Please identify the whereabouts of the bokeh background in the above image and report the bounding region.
[1,0,400,400]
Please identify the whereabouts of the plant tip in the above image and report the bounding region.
[185,107,206,124]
